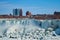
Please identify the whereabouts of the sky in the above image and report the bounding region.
[0,0,60,16]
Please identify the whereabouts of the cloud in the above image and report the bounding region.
[0,1,9,5]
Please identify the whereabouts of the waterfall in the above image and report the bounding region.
[0,19,60,40]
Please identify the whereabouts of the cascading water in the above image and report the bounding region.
[0,18,60,40]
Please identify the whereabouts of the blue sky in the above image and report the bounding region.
[0,0,60,15]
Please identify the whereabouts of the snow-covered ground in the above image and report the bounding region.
[0,19,60,40]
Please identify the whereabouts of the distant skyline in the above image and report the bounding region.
[0,0,60,16]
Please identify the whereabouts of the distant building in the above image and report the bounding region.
[13,8,23,16]
[26,11,31,17]
[19,9,22,16]
[0,9,60,19]
[54,12,60,15]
